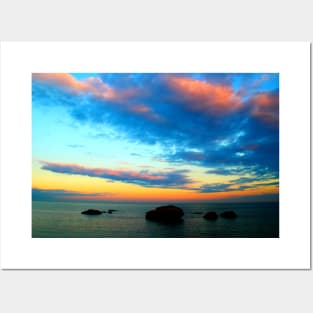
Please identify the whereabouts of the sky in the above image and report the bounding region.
[32,73,279,202]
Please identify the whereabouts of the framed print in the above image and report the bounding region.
[0,42,310,269]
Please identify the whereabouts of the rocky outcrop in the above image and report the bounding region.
[145,205,184,222]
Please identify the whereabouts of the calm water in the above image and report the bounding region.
[32,201,279,238]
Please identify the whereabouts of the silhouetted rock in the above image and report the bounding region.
[81,209,103,215]
[220,211,237,219]
[145,205,184,222]
[192,212,203,215]
[203,211,218,220]
[108,209,117,214]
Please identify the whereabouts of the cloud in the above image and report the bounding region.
[166,75,242,114]
[33,73,279,179]
[230,176,277,184]
[33,73,90,92]
[130,153,142,157]
[248,90,279,126]
[206,167,250,176]
[32,73,135,102]
[206,166,278,179]
[200,164,279,194]
[67,144,84,148]
[199,183,252,193]
[198,180,278,193]
[32,188,110,201]
[33,73,162,128]
[199,183,233,193]
[127,104,164,123]
[251,74,271,88]
[174,151,207,162]
[40,161,194,188]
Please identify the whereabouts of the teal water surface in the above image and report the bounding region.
[32,201,279,238]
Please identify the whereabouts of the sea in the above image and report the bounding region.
[32,201,279,238]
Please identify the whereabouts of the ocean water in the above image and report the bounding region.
[32,201,279,238]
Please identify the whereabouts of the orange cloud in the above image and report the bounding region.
[128,104,164,122]
[250,92,279,126]
[32,73,138,102]
[167,76,242,114]
[252,93,278,107]
[129,104,150,113]
[33,73,84,89]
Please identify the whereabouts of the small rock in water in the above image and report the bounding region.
[220,210,237,219]
[203,211,218,220]
[107,209,117,214]
[81,209,103,215]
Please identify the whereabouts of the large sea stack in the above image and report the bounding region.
[145,205,184,223]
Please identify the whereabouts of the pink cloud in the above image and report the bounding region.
[40,161,193,188]
[128,104,164,123]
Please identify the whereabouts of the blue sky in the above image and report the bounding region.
[32,73,279,202]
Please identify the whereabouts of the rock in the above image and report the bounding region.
[203,211,218,220]
[108,209,117,214]
[220,211,237,219]
[81,209,103,215]
[145,205,184,222]
[192,212,203,215]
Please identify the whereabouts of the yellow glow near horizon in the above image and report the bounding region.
[33,166,278,202]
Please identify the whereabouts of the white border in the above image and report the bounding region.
[0,42,310,269]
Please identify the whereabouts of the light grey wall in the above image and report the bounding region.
[0,1,311,313]
[0,0,312,41]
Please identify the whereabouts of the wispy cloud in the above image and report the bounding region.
[127,104,164,123]
[32,188,111,201]
[40,161,194,188]
[199,180,278,193]
[206,166,278,178]
[199,183,233,193]
[67,144,84,148]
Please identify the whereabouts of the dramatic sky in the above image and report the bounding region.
[32,73,279,202]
